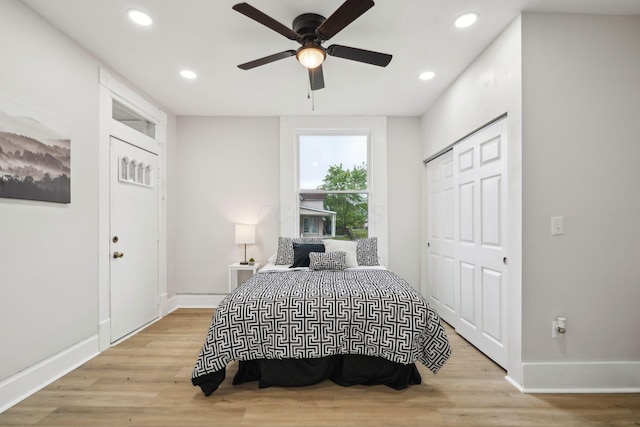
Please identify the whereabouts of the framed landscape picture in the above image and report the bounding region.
[0,97,70,203]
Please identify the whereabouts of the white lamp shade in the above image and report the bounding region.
[235,224,255,245]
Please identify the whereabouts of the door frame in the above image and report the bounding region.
[98,68,168,351]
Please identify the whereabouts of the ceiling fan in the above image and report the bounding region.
[232,0,392,91]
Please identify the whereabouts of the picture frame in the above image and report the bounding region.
[0,97,71,203]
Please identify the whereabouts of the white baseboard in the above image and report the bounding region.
[0,335,99,413]
[521,361,640,393]
[167,294,179,313]
[159,292,169,316]
[98,318,111,352]
[176,293,226,308]
[0,295,226,414]
[504,374,525,392]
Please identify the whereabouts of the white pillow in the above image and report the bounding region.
[323,239,358,268]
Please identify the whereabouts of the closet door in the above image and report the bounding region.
[453,119,508,367]
[425,150,457,326]
[426,118,508,368]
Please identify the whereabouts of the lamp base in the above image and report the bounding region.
[239,261,249,265]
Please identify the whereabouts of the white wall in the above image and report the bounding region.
[0,0,176,410]
[387,117,423,287]
[175,117,281,295]
[520,13,640,390]
[0,0,100,383]
[420,15,523,156]
[421,16,524,385]
[166,114,179,299]
[174,115,425,296]
[422,12,640,391]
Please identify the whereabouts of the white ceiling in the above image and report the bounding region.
[21,0,640,117]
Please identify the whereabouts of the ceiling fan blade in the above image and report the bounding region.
[327,44,392,67]
[316,0,375,40]
[309,65,325,91]
[232,3,301,41]
[238,50,296,70]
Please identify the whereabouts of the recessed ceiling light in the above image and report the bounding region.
[419,71,436,80]
[127,9,153,26]
[180,70,197,80]
[454,12,479,28]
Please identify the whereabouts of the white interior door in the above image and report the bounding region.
[426,118,508,368]
[426,150,457,326]
[454,119,508,367]
[110,136,159,342]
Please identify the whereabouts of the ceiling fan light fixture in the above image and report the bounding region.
[296,46,326,69]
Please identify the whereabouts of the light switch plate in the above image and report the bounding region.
[551,216,564,235]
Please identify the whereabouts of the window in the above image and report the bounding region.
[112,99,156,138]
[118,156,153,188]
[145,165,152,186]
[137,162,145,184]
[129,159,138,182]
[121,157,130,180]
[302,217,318,234]
[298,134,369,240]
[280,116,387,264]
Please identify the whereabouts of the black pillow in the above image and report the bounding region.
[290,243,325,268]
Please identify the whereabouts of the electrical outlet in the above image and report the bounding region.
[552,320,561,339]
[552,317,566,339]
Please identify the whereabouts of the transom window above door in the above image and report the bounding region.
[112,100,156,138]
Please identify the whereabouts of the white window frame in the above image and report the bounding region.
[279,116,388,266]
[297,131,371,238]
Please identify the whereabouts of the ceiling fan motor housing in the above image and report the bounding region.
[293,13,326,41]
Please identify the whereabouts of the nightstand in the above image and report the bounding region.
[228,262,261,292]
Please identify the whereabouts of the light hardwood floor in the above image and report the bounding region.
[1,309,638,426]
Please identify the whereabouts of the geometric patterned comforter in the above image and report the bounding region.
[192,268,451,384]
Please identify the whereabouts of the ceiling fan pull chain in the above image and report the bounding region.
[306,79,315,111]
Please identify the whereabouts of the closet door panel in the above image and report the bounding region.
[481,175,502,247]
[426,150,457,326]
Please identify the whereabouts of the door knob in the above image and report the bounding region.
[113,251,124,259]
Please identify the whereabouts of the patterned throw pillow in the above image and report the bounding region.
[309,251,347,271]
[275,237,324,265]
[356,237,379,266]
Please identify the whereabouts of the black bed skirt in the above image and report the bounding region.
[192,355,421,396]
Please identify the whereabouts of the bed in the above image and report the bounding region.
[192,237,451,396]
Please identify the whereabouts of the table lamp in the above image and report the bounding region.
[235,224,255,265]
